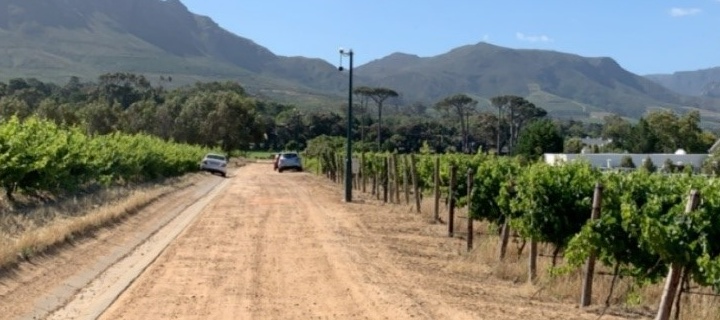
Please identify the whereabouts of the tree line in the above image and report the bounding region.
[0,73,716,157]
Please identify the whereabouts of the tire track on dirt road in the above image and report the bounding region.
[0,174,228,320]
[43,176,231,320]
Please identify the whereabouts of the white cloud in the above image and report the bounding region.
[669,7,701,17]
[482,34,490,41]
[515,32,552,43]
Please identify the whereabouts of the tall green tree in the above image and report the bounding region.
[514,119,563,159]
[120,100,157,134]
[203,92,262,153]
[639,110,714,153]
[602,114,633,150]
[677,110,708,152]
[627,118,658,153]
[81,102,121,135]
[353,87,399,151]
[435,93,477,153]
[274,108,306,150]
[490,96,509,152]
[174,91,216,145]
[472,112,501,151]
[152,95,185,140]
[93,73,156,109]
[644,110,680,152]
[0,96,33,120]
[508,98,547,150]
[59,76,89,104]
[36,99,81,126]
[305,112,345,138]
[564,137,584,153]
[490,95,546,153]
[6,78,30,94]
[353,87,372,142]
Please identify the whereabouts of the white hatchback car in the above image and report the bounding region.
[276,152,303,172]
[200,153,227,177]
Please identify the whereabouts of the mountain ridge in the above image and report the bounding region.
[353,42,701,117]
[646,67,720,98]
[0,0,718,123]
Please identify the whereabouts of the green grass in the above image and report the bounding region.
[238,151,277,160]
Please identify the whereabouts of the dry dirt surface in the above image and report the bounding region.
[1,163,642,320]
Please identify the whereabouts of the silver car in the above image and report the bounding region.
[200,153,227,177]
[277,152,303,172]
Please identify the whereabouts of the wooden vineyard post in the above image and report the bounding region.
[528,239,538,283]
[654,190,700,320]
[580,183,603,307]
[339,153,344,184]
[355,164,360,191]
[375,170,380,200]
[371,168,378,195]
[410,154,421,213]
[403,156,410,205]
[383,156,389,203]
[329,153,334,181]
[393,153,400,204]
[498,221,511,261]
[353,155,358,191]
[467,168,474,251]
[448,165,457,237]
[352,166,357,190]
[355,171,359,190]
[498,172,514,260]
[390,153,400,204]
[387,155,394,203]
[322,155,327,179]
[332,153,337,183]
[433,156,441,223]
[323,153,329,180]
[340,153,345,185]
[324,156,329,179]
[361,153,367,193]
[336,153,342,184]
[341,153,345,185]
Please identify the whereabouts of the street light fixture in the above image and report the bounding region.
[339,48,354,202]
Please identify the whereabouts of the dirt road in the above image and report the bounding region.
[2,163,640,320]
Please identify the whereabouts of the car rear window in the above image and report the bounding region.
[282,153,298,159]
[207,154,226,161]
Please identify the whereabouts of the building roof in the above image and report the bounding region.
[580,138,611,146]
[708,139,720,154]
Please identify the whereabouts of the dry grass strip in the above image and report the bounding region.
[0,175,200,271]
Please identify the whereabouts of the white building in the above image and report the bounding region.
[544,149,709,171]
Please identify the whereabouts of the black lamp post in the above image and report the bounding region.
[339,48,354,202]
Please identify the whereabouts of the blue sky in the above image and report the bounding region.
[180,0,719,75]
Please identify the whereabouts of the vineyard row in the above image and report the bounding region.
[308,151,720,320]
[0,116,210,199]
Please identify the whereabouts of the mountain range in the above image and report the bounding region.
[1,0,720,126]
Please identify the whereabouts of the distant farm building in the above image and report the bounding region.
[544,149,709,172]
